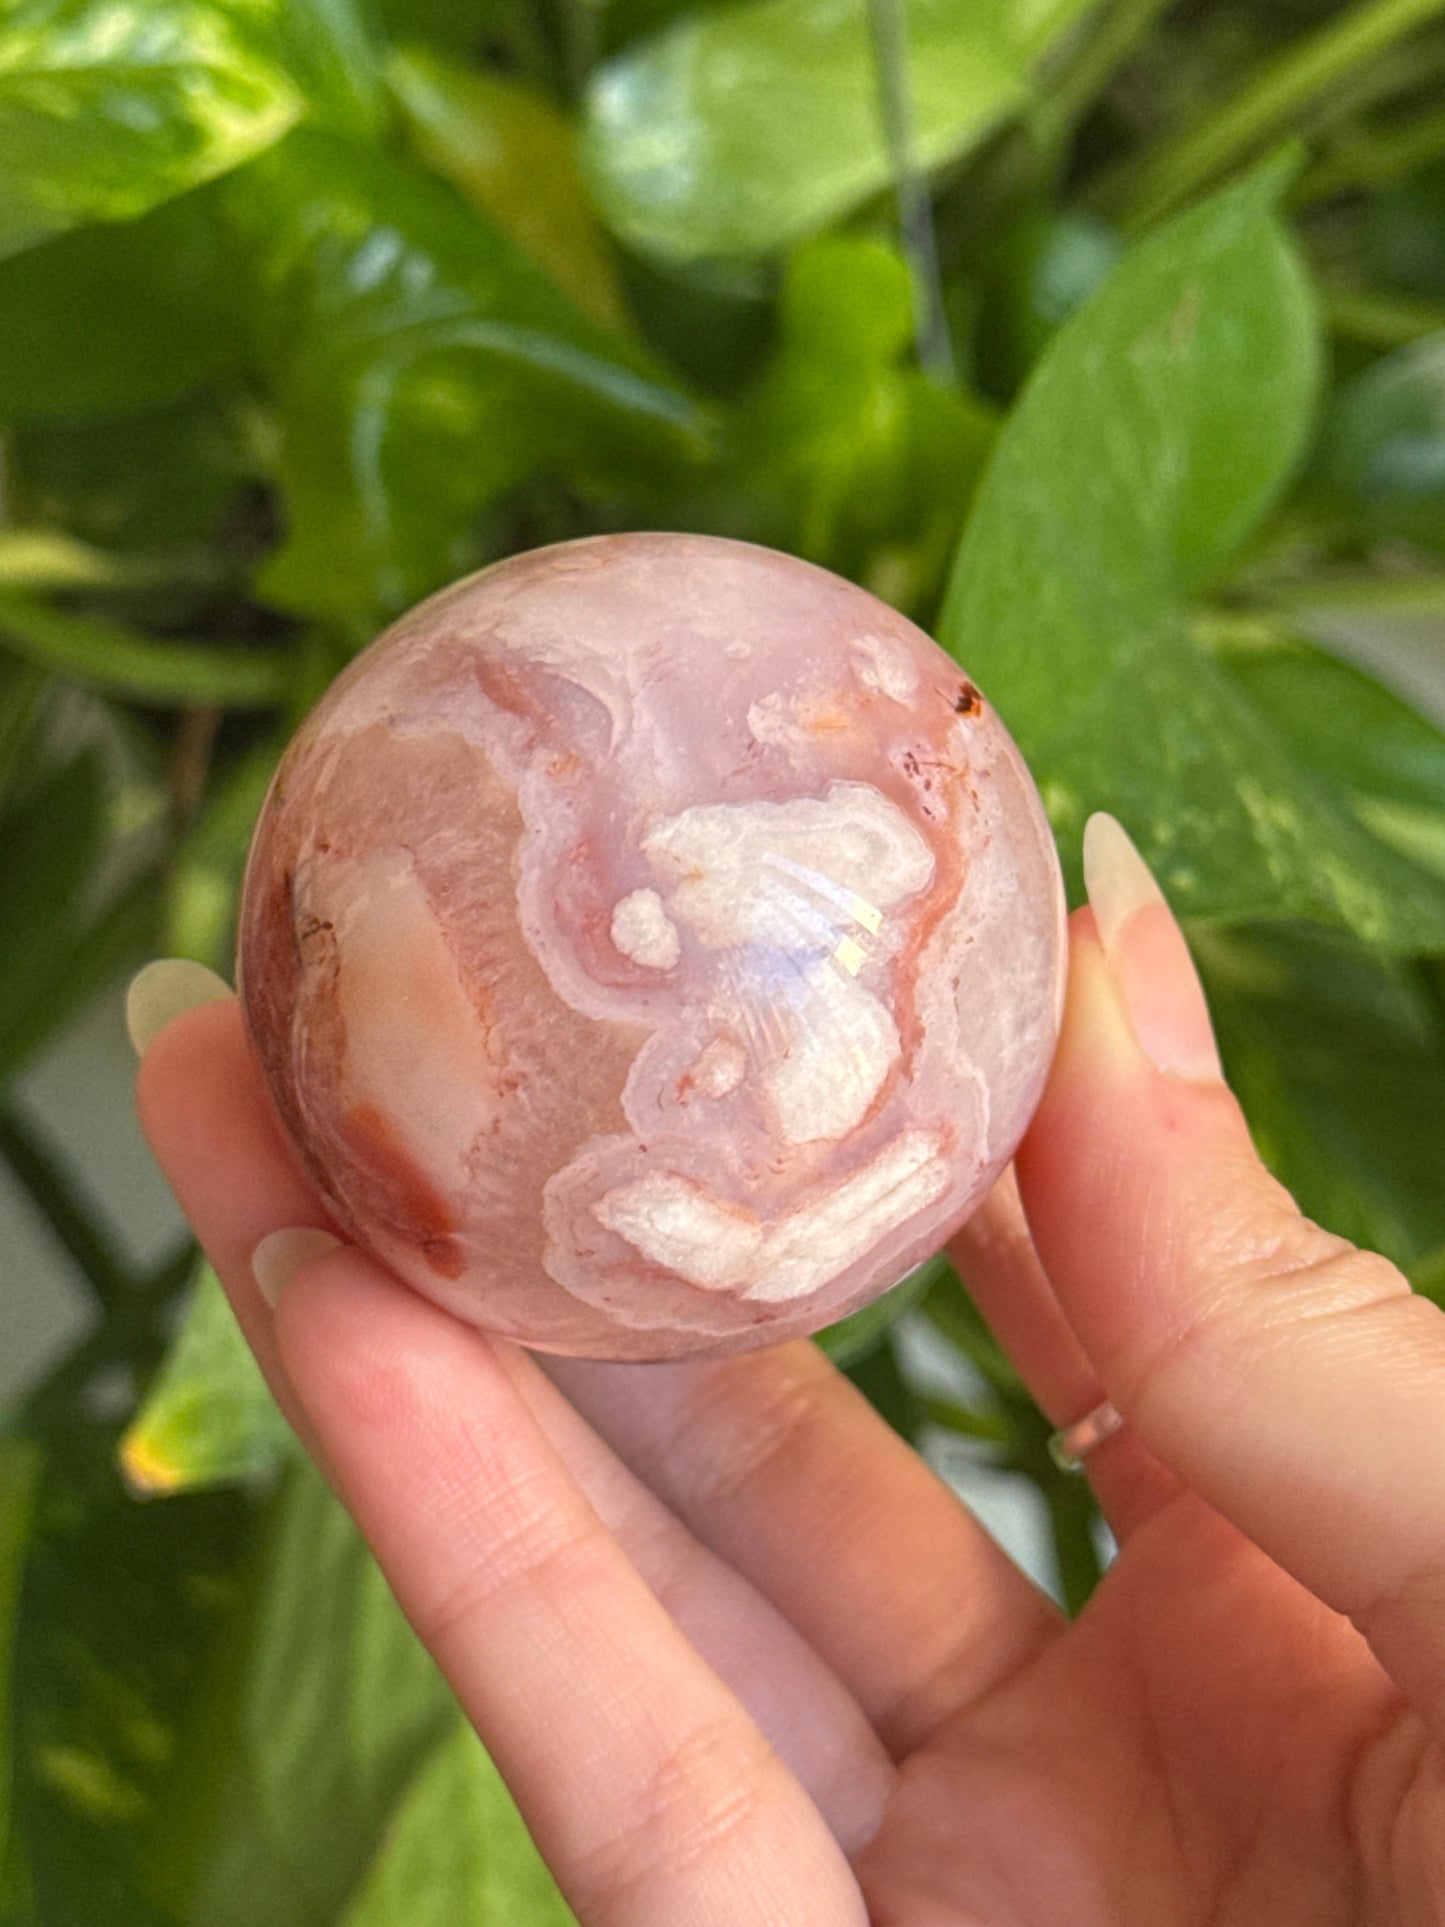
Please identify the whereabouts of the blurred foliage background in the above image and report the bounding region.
[3,0,1445,1916]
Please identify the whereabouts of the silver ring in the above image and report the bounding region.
[1048,1398,1125,1473]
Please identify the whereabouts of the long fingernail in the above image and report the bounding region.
[252,1227,343,1308]
[126,959,233,1057]
[1082,814,1223,1083]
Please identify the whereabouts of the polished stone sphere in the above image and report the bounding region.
[238,535,1065,1359]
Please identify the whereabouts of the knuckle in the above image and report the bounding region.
[1128,1184,1414,1416]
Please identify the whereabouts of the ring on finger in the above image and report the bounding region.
[1048,1398,1125,1473]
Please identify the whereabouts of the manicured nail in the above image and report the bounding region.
[1082,814,1223,1083]
[252,1227,343,1308]
[126,959,233,1057]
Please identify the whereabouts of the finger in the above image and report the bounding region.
[134,992,337,1453]
[136,995,893,1848]
[496,1346,893,1851]
[275,1248,867,1925]
[947,1169,1182,1532]
[1017,814,1445,1738]
[546,1339,1063,1757]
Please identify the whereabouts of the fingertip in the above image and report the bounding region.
[126,959,234,1059]
[252,1226,345,1307]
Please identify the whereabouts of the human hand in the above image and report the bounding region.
[132,814,1445,1925]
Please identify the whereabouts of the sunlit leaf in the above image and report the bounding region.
[121,1267,295,1498]
[583,0,1101,261]
[0,0,302,258]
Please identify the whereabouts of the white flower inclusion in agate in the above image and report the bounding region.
[238,535,1066,1360]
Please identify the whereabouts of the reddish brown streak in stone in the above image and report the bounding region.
[341,1101,465,1279]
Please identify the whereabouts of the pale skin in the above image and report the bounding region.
[135,826,1445,1925]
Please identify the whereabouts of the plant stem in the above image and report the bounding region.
[170,705,222,830]
[0,1102,134,1311]
[866,0,956,386]
[1108,0,1445,227]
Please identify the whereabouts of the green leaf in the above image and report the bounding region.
[0,1436,44,1890]
[0,530,218,596]
[163,736,286,966]
[1320,329,1445,557]
[940,170,1445,946]
[9,387,259,553]
[1200,924,1445,1269]
[0,748,107,1010]
[121,1266,296,1498]
[582,0,1101,262]
[0,0,303,259]
[816,1248,945,1367]
[389,44,628,330]
[0,868,157,1086]
[0,655,49,806]
[1412,1238,1445,1302]
[975,208,1122,399]
[0,187,238,419]
[947,168,1321,676]
[843,1330,924,1442]
[1211,623,1445,880]
[227,129,707,624]
[260,0,388,137]
[0,692,164,1081]
[374,0,550,75]
[5,1405,255,1926]
[151,1463,455,1926]
[708,234,996,609]
[343,1721,575,1927]
[1367,155,1445,300]
[0,594,290,707]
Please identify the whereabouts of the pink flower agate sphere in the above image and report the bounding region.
[238,535,1065,1360]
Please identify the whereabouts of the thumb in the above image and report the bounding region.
[1018,814,1445,1733]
